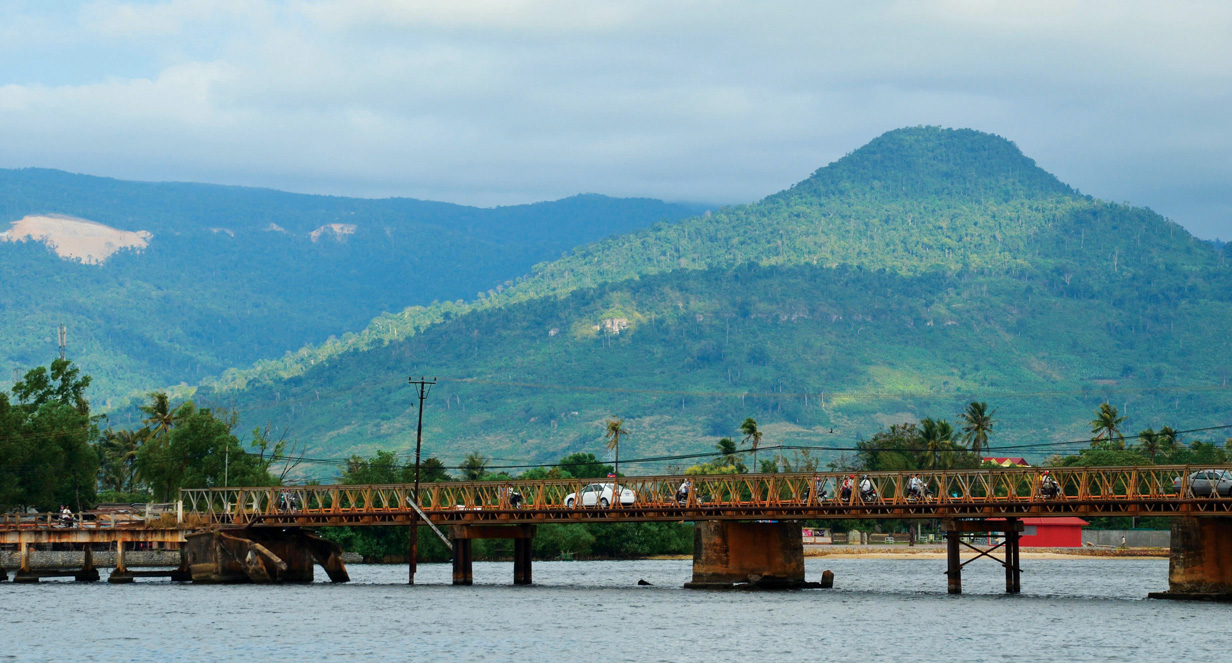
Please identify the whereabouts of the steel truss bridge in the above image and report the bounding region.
[177,465,1232,528]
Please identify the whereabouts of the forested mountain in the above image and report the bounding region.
[0,168,704,405]
[187,127,1232,471]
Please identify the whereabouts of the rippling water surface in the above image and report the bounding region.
[3,558,1230,661]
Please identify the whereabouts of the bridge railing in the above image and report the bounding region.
[178,465,1232,525]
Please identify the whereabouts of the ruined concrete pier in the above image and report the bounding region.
[684,521,806,589]
[1150,517,1232,601]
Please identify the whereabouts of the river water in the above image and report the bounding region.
[3,558,1229,661]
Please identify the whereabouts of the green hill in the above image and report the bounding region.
[193,127,1232,473]
[0,168,704,405]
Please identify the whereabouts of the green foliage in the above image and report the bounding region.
[0,359,99,510]
[132,396,279,500]
[0,168,702,404]
[189,127,1232,469]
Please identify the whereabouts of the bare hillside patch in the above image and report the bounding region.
[1,214,151,264]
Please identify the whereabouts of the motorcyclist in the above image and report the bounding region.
[859,474,876,501]
[907,474,926,500]
[1040,470,1060,499]
[813,476,829,502]
[59,505,73,527]
[840,475,854,501]
[676,478,691,504]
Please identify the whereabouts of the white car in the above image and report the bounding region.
[564,482,636,508]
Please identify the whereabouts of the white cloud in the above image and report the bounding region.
[0,0,1228,238]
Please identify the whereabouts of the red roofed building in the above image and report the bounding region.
[983,457,1030,467]
[1021,517,1088,547]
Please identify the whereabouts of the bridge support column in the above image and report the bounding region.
[13,541,38,583]
[1150,517,1232,601]
[946,530,961,594]
[452,539,473,586]
[449,525,535,586]
[1005,528,1021,594]
[685,521,805,589]
[109,537,134,583]
[943,519,1023,595]
[75,545,100,582]
[513,538,532,586]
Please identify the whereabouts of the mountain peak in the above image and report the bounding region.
[789,126,1074,202]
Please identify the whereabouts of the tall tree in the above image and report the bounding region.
[958,402,996,457]
[1136,428,1162,460]
[604,418,626,478]
[99,428,146,493]
[920,417,955,469]
[1090,403,1127,449]
[0,359,99,511]
[740,417,763,472]
[714,437,744,471]
[1158,426,1180,452]
[460,452,489,481]
[140,391,179,439]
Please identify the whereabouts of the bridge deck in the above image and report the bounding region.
[177,465,1232,527]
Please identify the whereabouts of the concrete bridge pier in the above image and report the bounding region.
[449,525,536,586]
[1150,517,1232,601]
[13,542,36,583]
[684,521,806,589]
[75,545,100,582]
[108,537,134,583]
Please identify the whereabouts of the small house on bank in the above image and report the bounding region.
[1021,517,1088,547]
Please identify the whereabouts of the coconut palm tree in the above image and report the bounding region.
[739,417,763,471]
[1136,428,1162,460]
[714,437,743,471]
[604,418,626,479]
[920,418,956,470]
[958,402,996,457]
[1159,426,1180,453]
[460,452,488,481]
[1090,403,1127,449]
[140,391,178,440]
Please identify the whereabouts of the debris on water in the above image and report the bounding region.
[637,579,652,586]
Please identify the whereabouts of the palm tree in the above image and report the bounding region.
[1090,403,1127,449]
[958,402,996,457]
[740,417,763,472]
[460,452,488,481]
[714,437,744,471]
[1159,426,1180,453]
[604,418,626,479]
[1137,428,1162,460]
[140,391,178,440]
[920,418,955,470]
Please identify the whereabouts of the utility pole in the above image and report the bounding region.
[57,325,67,361]
[408,376,436,499]
[406,376,436,585]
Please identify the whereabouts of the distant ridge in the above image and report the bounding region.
[0,167,705,403]
[195,127,1232,472]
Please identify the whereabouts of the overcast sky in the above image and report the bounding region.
[1,1,1229,239]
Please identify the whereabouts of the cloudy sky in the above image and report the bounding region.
[1,1,1229,239]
